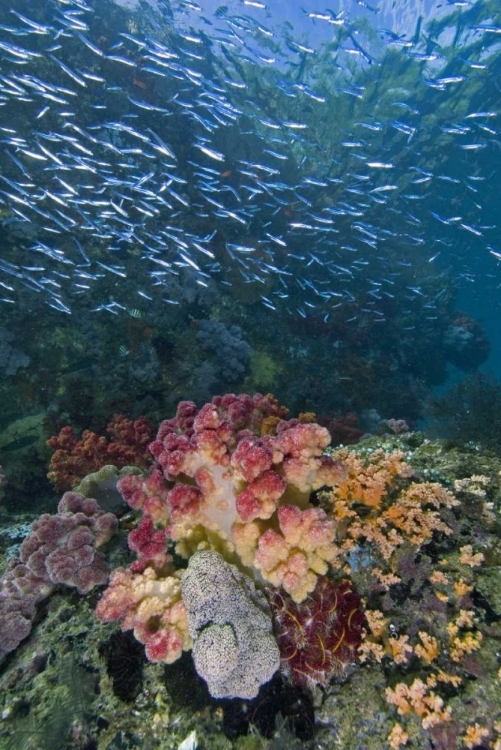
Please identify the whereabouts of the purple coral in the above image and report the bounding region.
[0,569,39,657]
[0,492,117,658]
[20,493,117,594]
[196,320,252,382]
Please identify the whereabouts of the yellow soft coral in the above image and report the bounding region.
[414,631,439,665]
[386,678,452,729]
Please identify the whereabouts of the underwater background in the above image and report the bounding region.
[0,0,501,748]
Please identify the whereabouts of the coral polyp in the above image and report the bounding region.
[269,576,366,689]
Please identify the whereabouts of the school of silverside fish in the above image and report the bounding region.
[0,0,499,329]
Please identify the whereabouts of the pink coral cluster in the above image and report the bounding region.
[20,492,118,594]
[97,393,347,665]
[0,492,117,658]
[96,565,189,663]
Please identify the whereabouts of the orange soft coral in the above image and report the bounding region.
[332,447,413,510]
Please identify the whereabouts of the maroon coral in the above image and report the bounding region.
[269,576,366,689]
[47,414,155,491]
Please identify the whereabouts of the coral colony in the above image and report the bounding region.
[47,414,155,492]
[0,392,499,747]
[0,493,117,658]
[96,392,349,692]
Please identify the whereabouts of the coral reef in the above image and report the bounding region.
[428,372,501,451]
[74,463,135,513]
[320,412,364,446]
[0,467,5,504]
[443,312,490,371]
[1,391,501,748]
[315,434,501,749]
[0,412,50,509]
[326,446,459,566]
[0,326,29,376]
[100,630,146,703]
[96,560,190,665]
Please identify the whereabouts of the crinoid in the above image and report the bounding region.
[269,576,366,689]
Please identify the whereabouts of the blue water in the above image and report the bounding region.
[0,0,499,445]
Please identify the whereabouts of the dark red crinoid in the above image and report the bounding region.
[269,576,366,689]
